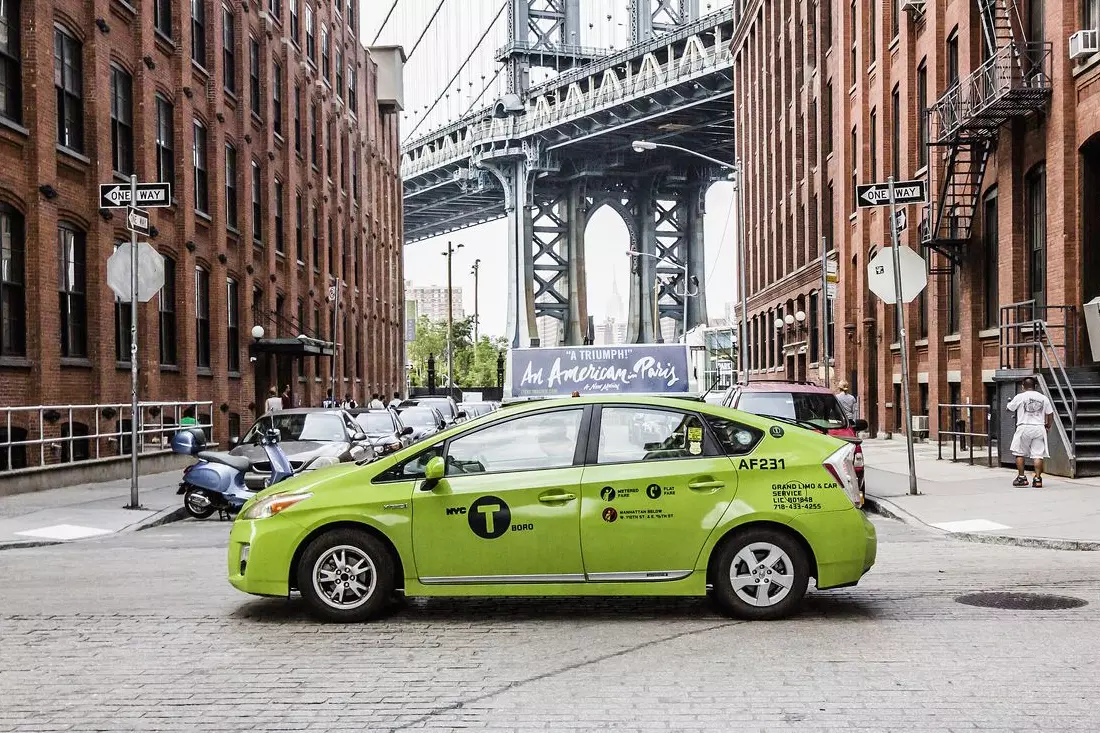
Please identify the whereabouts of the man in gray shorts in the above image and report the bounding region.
[1007,376,1054,488]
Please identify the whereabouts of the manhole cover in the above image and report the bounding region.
[956,592,1088,610]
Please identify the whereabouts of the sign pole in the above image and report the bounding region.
[126,174,140,509]
[821,238,830,389]
[887,176,919,496]
[330,276,340,404]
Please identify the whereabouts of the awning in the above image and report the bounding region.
[248,338,335,357]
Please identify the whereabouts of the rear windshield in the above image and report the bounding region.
[401,409,438,427]
[355,412,395,434]
[736,391,847,429]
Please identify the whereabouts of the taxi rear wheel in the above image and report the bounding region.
[711,528,809,620]
[297,529,395,623]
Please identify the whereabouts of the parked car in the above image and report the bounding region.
[398,397,464,425]
[395,406,448,443]
[349,409,415,455]
[722,381,867,502]
[458,401,496,418]
[229,409,375,489]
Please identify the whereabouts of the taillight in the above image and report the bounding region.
[823,444,862,508]
[853,443,865,469]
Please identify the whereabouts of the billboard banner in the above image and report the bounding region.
[508,345,691,399]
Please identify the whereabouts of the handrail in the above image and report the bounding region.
[936,403,994,467]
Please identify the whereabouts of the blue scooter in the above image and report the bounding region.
[170,427,295,520]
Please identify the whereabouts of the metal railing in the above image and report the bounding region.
[0,401,213,472]
[937,403,994,467]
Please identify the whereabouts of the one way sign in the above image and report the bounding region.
[99,182,172,208]
[856,179,926,208]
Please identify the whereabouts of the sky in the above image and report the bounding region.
[363,1,738,338]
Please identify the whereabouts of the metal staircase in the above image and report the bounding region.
[922,0,1052,262]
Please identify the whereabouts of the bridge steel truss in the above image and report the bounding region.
[401,2,744,347]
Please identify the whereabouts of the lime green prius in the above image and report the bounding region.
[228,395,876,622]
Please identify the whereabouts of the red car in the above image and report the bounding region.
[722,381,868,504]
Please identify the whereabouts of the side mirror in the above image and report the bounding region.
[853,419,869,432]
[229,436,240,447]
[456,411,467,419]
[421,456,445,490]
[353,431,368,442]
[400,426,414,436]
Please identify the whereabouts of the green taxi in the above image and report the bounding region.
[228,395,876,622]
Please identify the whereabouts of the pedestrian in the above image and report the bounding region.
[322,389,337,408]
[342,393,358,410]
[281,385,291,409]
[264,387,283,414]
[388,391,402,410]
[1007,376,1054,488]
[179,406,198,426]
[369,393,385,409]
[836,381,858,423]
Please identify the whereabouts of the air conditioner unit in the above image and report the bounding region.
[911,415,930,434]
[900,0,926,15]
[1069,29,1099,60]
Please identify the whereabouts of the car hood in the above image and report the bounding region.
[230,441,347,463]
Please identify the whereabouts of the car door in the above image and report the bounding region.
[578,405,740,580]
[412,406,588,583]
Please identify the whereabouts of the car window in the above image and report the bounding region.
[373,442,445,482]
[444,409,582,475]
[596,407,709,464]
[242,413,347,443]
[737,391,847,429]
[703,416,764,456]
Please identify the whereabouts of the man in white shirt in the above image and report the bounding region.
[388,391,402,410]
[368,393,385,409]
[1007,376,1054,488]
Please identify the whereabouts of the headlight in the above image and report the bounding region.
[241,492,312,520]
[306,456,339,470]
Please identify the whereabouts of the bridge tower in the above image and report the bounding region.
[479,0,709,348]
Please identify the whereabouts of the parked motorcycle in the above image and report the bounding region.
[170,427,294,519]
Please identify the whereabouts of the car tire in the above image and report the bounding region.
[297,529,396,623]
[182,486,216,519]
[711,527,810,621]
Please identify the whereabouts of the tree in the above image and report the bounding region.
[407,316,504,387]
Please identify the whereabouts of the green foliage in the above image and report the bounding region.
[407,316,507,387]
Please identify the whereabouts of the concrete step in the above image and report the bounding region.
[1074,456,1100,477]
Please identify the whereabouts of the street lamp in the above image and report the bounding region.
[470,258,481,343]
[631,139,748,383]
[442,241,464,394]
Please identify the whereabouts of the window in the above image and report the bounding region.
[891,0,899,39]
[225,143,238,228]
[195,267,210,368]
[54,27,83,152]
[342,313,349,375]
[850,126,857,212]
[114,246,131,363]
[272,61,282,135]
[1086,0,1099,34]
[946,29,959,88]
[293,82,302,152]
[597,407,709,464]
[0,0,20,123]
[767,311,776,368]
[335,49,343,98]
[917,252,929,337]
[849,0,856,86]
[446,409,581,475]
[0,204,26,357]
[60,422,90,463]
[353,235,360,285]
[983,189,999,328]
[295,192,303,261]
[327,227,334,273]
[193,120,209,213]
[268,0,281,20]
[290,0,299,42]
[891,86,900,176]
[275,180,285,254]
[351,150,358,198]
[311,205,319,267]
[110,66,133,174]
[869,108,877,181]
[824,182,834,250]
[341,229,347,280]
[155,96,174,185]
[251,159,262,243]
[159,256,176,365]
[321,26,329,80]
[326,119,334,177]
[227,277,240,371]
[249,37,260,115]
[823,82,832,156]
[222,6,235,93]
[228,413,242,442]
[917,60,928,168]
[310,103,319,166]
[703,415,764,456]
[868,0,875,64]
[154,0,172,37]
[1028,0,1044,43]
[346,0,355,30]
[191,0,206,66]
[305,4,315,60]
[58,224,86,358]
[946,256,961,334]
[809,292,820,363]
[823,0,832,49]
[347,66,356,113]
[1027,163,1047,308]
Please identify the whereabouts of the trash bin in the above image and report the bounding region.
[1084,296,1100,362]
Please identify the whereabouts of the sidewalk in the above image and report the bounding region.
[862,438,1100,550]
[0,470,185,549]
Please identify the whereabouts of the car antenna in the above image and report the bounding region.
[699,375,721,403]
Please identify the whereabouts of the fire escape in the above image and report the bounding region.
[921,0,1053,262]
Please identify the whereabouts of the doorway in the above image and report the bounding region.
[1082,134,1100,359]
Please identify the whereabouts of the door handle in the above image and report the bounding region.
[688,480,725,491]
[538,492,577,503]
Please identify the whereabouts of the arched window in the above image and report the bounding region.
[195,266,211,368]
[159,255,177,365]
[0,0,22,123]
[0,202,26,357]
[0,426,28,470]
[54,25,84,152]
[60,421,90,463]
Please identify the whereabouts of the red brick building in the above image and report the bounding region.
[732,0,1100,436]
[0,0,405,453]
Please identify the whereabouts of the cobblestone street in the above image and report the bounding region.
[0,516,1097,732]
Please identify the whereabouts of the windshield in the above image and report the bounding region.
[737,392,847,429]
[354,412,395,435]
[401,409,438,427]
[242,413,348,443]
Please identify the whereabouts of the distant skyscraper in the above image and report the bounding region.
[594,317,628,345]
[406,281,464,323]
[536,316,562,347]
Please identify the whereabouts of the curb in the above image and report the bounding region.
[865,494,1100,552]
[130,505,189,532]
[0,539,65,552]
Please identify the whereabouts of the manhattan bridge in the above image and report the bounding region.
[386,0,743,346]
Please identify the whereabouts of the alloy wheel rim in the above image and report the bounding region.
[729,542,795,607]
[312,545,377,610]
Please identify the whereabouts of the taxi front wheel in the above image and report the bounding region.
[711,528,809,620]
[297,529,396,623]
